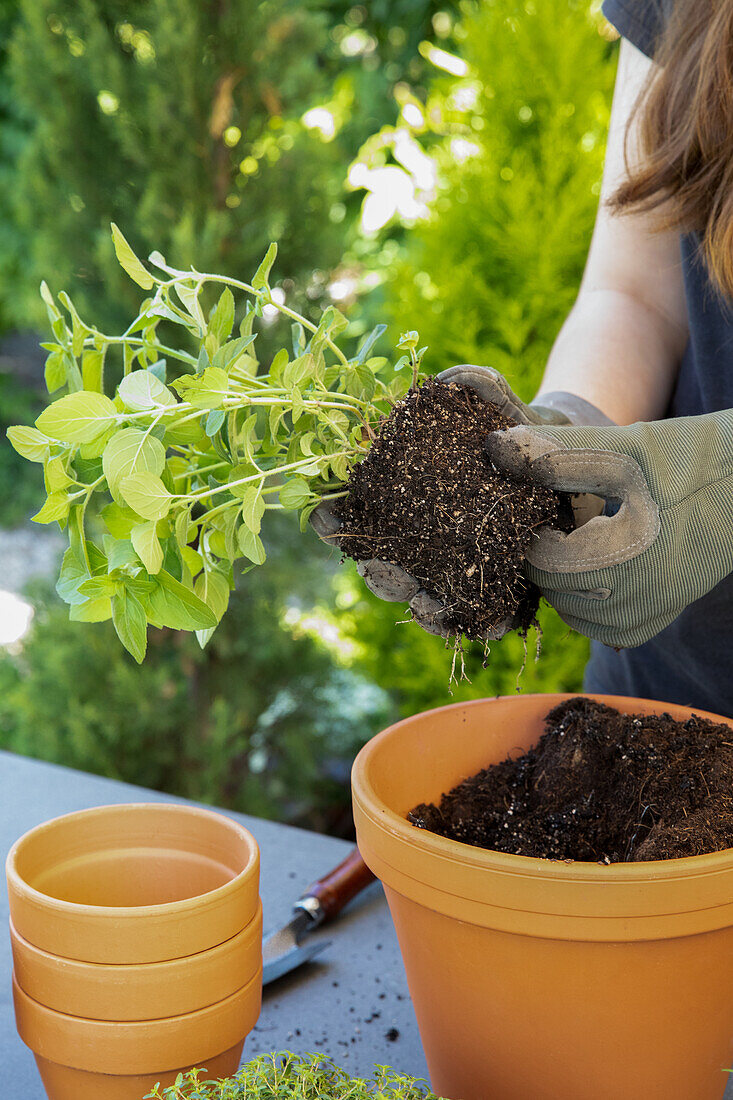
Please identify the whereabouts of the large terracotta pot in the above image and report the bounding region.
[6,803,259,962]
[13,971,261,1100]
[352,693,733,1100]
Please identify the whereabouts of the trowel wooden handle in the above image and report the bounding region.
[298,848,375,924]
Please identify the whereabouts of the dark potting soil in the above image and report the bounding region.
[333,377,570,640]
[408,697,733,862]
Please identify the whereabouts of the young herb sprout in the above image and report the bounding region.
[143,1051,441,1099]
[7,225,425,662]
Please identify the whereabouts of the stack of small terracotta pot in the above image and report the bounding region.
[6,802,262,1100]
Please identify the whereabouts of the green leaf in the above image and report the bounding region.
[131,521,163,574]
[82,349,104,393]
[79,575,120,599]
[330,453,350,481]
[205,409,226,436]
[175,282,205,332]
[6,426,49,463]
[292,321,306,357]
[120,472,172,520]
[45,456,75,493]
[175,506,195,547]
[355,324,387,364]
[172,366,229,410]
[56,548,89,605]
[36,391,117,443]
[43,350,66,393]
[208,287,235,346]
[101,501,141,539]
[118,371,176,411]
[194,569,230,621]
[148,570,217,630]
[282,353,314,389]
[105,538,140,572]
[196,346,210,376]
[237,524,266,565]
[32,492,71,524]
[251,242,277,291]
[291,386,304,423]
[147,358,167,384]
[213,334,257,370]
[112,588,148,663]
[397,330,419,350]
[240,483,266,534]
[279,476,312,511]
[102,428,166,503]
[180,545,203,577]
[69,597,112,623]
[111,223,154,290]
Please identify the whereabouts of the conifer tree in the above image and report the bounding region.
[8,0,346,331]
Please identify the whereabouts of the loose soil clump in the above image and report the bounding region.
[408,697,733,862]
[334,377,570,639]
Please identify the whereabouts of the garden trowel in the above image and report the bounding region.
[262,847,375,985]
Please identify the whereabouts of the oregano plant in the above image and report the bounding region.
[7,225,421,663]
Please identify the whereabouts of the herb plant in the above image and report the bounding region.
[143,1051,441,1099]
[7,226,419,662]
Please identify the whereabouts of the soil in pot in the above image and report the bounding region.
[333,377,572,640]
[408,696,733,862]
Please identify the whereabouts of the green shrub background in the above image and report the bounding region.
[0,0,618,832]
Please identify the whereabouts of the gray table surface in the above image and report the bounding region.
[0,749,429,1096]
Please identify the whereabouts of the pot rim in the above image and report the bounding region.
[9,901,262,974]
[6,802,258,919]
[13,969,262,1074]
[352,692,733,884]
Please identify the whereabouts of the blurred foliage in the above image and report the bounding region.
[0,373,43,527]
[0,0,30,335]
[6,0,343,334]
[0,0,618,830]
[2,0,454,338]
[0,518,390,834]
[380,0,617,389]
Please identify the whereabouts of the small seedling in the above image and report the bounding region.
[142,1050,442,1099]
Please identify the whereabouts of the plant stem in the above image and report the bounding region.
[191,272,351,369]
[182,453,348,503]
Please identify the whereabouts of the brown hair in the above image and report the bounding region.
[610,0,733,298]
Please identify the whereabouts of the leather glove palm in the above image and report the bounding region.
[486,411,733,647]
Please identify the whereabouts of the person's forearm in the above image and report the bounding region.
[537,287,686,425]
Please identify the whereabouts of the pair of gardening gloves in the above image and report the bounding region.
[313,365,733,649]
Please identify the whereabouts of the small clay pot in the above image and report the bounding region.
[10,902,262,1020]
[13,970,261,1100]
[352,693,733,1100]
[6,803,259,963]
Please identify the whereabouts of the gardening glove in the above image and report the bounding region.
[311,365,611,638]
[485,410,733,648]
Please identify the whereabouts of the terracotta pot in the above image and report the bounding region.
[352,692,733,1100]
[10,902,262,1020]
[13,970,260,1100]
[6,803,259,962]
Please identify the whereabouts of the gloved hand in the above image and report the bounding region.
[485,411,733,647]
[311,364,610,638]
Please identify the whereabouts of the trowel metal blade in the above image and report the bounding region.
[262,909,331,985]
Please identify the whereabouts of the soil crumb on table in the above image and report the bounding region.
[334,377,569,640]
[408,697,733,862]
